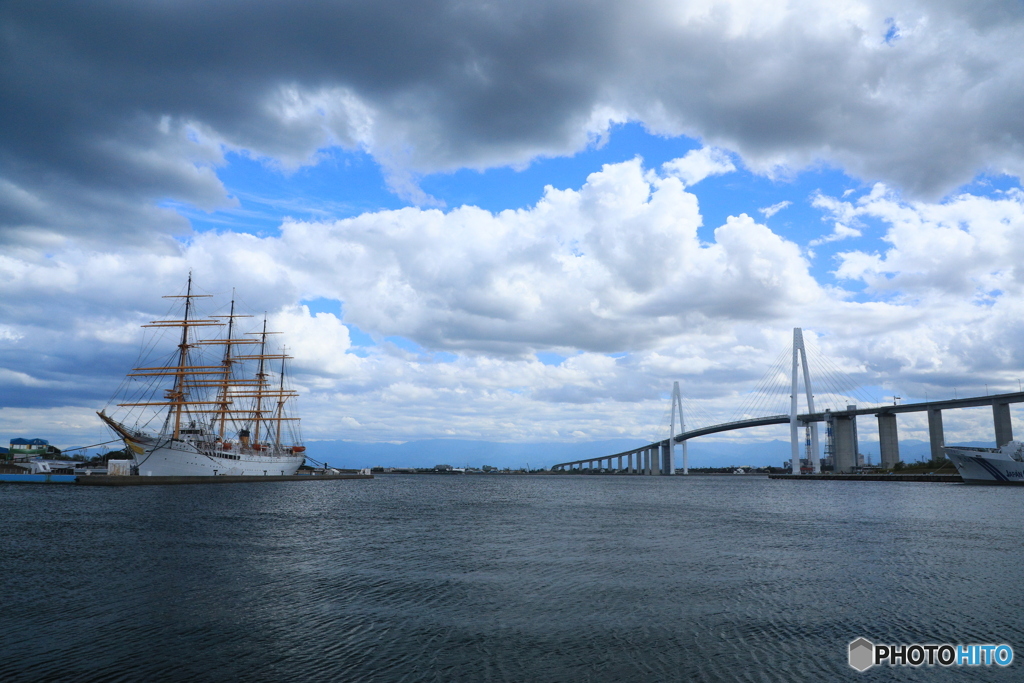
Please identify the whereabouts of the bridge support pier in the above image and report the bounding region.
[661,442,671,474]
[651,446,660,476]
[669,381,683,475]
[877,413,900,470]
[833,409,859,473]
[994,402,1013,447]
[789,328,820,474]
[928,408,944,462]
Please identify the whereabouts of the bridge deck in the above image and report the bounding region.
[551,391,1024,470]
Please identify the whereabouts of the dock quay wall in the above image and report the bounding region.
[770,473,962,482]
[75,474,373,486]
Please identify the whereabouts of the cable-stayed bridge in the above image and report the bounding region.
[552,328,1024,475]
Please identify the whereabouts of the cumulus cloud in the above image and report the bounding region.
[821,184,1024,295]
[4,0,1024,244]
[0,157,838,445]
[266,159,823,351]
[4,169,1024,450]
[268,305,358,376]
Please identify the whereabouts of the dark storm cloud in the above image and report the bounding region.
[3,0,1024,244]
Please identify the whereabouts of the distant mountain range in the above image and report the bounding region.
[303,437,998,470]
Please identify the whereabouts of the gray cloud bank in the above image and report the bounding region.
[6,1,1024,448]
[4,0,1024,244]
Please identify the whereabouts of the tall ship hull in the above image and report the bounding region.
[99,275,307,477]
[133,443,304,477]
[98,413,305,476]
[945,442,1024,484]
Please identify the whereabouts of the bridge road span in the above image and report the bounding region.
[551,391,1024,475]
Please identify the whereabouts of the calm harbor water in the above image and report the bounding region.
[1,474,1022,681]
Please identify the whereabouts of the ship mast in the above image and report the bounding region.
[275,346,287,447]
[170,273,194,439]
[218,296,236,440]
[252,317,268,445]
[182,292,261,441]
[204,293,257,440]
[233,331,297,449]
[117,275,223,434]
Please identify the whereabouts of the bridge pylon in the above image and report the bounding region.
[670,381,687,475]
[790,328,821,474]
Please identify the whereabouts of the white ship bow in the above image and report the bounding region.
[945,441,1024,484]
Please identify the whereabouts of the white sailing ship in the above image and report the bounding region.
[98,275,306,476]
[944,442,1024,484]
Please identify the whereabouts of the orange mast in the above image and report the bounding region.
[252,317,268,445]
[276,346,288,447]
[205,294,257,440]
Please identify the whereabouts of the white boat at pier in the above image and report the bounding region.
[945,442,1024,484]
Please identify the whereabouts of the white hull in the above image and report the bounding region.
[945,443,1024,484]
[133,440,304,477]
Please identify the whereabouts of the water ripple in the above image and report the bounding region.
[1,476,1021,681]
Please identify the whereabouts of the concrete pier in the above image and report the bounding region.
[771,473,961,483]
[877,413,900,469]
[994,402,1013,447]
[833,413,857,474]
[76,473,373,486]
[928,408,944,461]
[651,446,660,476]
[849,404,859,462]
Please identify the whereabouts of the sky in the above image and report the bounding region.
[5,0,1024,459]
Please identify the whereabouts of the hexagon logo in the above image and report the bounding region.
[849,638,875,672]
